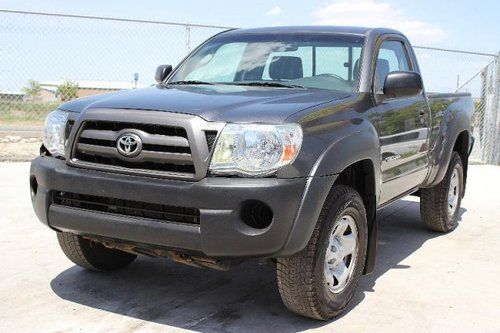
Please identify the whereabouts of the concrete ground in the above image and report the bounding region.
[0,162,499,333]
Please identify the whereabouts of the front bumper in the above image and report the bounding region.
[30,157,337,257]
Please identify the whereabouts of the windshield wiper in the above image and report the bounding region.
[228,81,305,89]
[168,80,214,85]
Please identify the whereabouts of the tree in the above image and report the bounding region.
[22,80,41,99]
[56,81,79,101]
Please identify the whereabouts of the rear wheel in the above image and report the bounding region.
[420,152,464,232]
[276,185,368,320]
[57,232,136,271]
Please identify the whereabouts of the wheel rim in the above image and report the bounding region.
[447,167,460,219]
[324,215,358,293]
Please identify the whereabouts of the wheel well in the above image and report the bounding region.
[334,159,376,223]
[453,131,469,193]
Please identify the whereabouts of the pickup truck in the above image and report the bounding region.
[30,26,474,320]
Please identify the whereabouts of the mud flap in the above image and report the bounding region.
[363,216,377,275]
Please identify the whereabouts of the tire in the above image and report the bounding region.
[420,152,464,232]
[276,185,368,320]
[57,232,137,271]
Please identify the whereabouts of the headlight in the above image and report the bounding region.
[209,123,302,176]
[43,110,69,157]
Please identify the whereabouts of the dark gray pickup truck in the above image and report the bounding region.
[30,26,473,319]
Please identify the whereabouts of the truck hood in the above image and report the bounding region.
[59,84,352,123]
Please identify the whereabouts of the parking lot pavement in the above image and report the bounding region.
[0,162,499,333]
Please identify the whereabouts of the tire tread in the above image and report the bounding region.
[420,152,463,232]
[277,185,366,320]
[57,232,136,271]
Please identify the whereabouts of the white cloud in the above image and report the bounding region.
[266,6,283,16]
[311,0,446,44]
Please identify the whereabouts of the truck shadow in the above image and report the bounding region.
[50,198,466,332]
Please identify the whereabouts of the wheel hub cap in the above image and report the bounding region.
[324,215,358,293]
[448,167,460,219]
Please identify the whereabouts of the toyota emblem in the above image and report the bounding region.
[116,133,142,157]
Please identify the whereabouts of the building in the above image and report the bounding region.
[0,91,24,101]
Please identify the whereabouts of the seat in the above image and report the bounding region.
[375,59,390,91]
[269,56,303,80]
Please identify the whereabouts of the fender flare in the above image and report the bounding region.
[424,107,472,188]
[279,122,381,264]
[310,123,381,186]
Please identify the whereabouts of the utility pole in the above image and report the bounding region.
[492,52,500,164]
[133,73,139,89]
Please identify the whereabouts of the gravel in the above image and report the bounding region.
[0,136,41,161]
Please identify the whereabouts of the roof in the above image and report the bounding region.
[40,80,143,90]
[222,25,402,36]
[221,25,403,37]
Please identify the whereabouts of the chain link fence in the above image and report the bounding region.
[0,9,498,164]
[0,9,231,127]
[413,46,499,164]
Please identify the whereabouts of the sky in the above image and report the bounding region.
[1,0,499,94]
[2,0,498,52]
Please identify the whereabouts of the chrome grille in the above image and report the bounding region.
[68,109,225,180]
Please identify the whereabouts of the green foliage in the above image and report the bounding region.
[0,100,61,124]
[22,80,42,98]
[56,81,79,101]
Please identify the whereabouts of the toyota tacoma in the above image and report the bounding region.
[30,26,474,320]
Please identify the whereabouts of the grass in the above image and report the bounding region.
[0,100,61,126]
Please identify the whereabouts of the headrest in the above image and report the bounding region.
[269,56,303,80]
[376,58,390,87]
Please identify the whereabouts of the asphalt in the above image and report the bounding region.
[0,162,499,333]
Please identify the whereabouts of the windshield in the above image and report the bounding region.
[169,33,365,91]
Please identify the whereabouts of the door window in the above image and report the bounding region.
[374,40,411,93]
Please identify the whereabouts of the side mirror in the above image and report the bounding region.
[155,64,173,84]
[383,71,423,98]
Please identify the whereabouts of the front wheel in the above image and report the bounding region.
[57,232,137,271]
[276,185,368,320]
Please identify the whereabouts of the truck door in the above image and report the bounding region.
[374,39,430,204]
